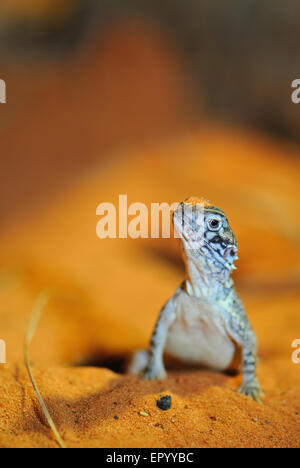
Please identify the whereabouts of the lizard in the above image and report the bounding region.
[129,196,263,403]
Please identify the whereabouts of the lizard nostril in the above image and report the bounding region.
[224,246,237,259]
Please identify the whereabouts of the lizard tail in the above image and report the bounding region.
[127,350,149,375]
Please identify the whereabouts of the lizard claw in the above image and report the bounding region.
[143,367,167,380]
[238,380,264,404]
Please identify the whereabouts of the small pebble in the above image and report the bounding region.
[114,415,119,420]
[139,411,149,417]
[156,395,172,411]
[155,422,164,429]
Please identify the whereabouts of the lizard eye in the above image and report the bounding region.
[208,218,221,230]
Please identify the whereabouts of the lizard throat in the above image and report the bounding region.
[183,249,233,299]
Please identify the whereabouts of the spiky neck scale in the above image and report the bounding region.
[182,244,234,300]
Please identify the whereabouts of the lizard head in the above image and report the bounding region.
[173,197,238,272]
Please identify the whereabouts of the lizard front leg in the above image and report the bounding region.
[143,296,176,380]
[226,310,263,403]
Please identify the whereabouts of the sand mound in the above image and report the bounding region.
[0,126,299,447]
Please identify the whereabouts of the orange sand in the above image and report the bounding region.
[0,349,299,448]
[0,126,299,447]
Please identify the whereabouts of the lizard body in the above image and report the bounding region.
[129,197,263,402]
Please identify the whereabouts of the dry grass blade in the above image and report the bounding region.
[24,290,66,449]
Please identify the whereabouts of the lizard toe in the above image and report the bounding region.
[238,381,264,404]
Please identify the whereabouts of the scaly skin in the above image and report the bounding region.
[129,197,263,403]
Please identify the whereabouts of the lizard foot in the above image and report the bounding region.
[143,367,167,380]
[238,379,264,404]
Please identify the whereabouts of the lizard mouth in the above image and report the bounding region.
[200,240,237,271]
